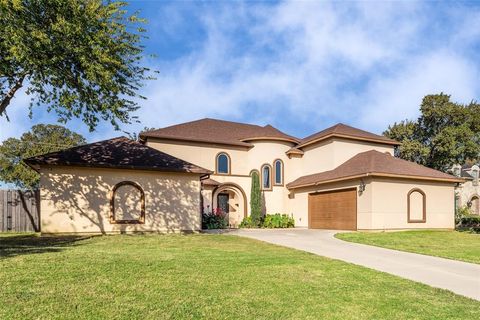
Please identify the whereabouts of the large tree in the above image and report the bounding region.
[0,0,153,130]
[0,124,86,189]
[384,93,480,172]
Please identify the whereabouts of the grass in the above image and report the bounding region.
[336,230,480,264]
[0,233,479,319]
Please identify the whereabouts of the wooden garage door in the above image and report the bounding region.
[308,188,357,230]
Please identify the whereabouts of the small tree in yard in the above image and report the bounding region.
[0,124,86,189]
[250,171,262,226]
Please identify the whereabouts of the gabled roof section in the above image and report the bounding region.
[24,137,211,174]
[139,118,299,147]
[287,150,463,189]
[297,123,399,148]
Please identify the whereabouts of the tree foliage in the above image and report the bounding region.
[250,171,262,226]
[384,93,480,172]
[0,0,154,130]
[0,124,86,189]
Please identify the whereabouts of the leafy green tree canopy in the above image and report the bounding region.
[0,124,86,189]
[384,93,480,172]
[0,0,153,130]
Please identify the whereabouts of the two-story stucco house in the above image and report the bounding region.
[26,118,463,234]
[451,163,480,214]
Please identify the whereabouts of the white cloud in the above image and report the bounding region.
[2,0,480,142]
[134,1,480,137]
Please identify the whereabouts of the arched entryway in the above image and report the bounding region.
[470,195,480,215]
[212,183,247,228]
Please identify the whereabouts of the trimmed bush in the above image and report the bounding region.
[202,208,228,229]
[239,216,255,228]
[263,213,295,228]
[239,213,295,229]
[457,214,480,233]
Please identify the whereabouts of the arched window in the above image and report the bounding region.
[216,152,230,174]
[469,196,480,215]
[110,181,145,224]
[261,164,272,190]
[407,188,426,223]
[274,159,283,186]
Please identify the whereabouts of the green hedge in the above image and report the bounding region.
[456,214,480,233]
[239,213,295,229]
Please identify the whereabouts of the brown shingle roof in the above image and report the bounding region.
[297,123,399,148]
[287,150,463,189]
[24,137,211,174]
[201,178,220,186]
[139,118,299,147]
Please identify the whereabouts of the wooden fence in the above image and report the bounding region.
[0,190,40,232]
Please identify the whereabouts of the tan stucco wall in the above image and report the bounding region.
[286,177,455,230]
[147,138,294,215]
[369,178,455,230]
[299,138,394,176]
[40,166,202,234]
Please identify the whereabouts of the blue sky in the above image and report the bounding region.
[2,0,480,143]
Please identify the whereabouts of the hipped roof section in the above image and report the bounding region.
[24,137,212,174]
[140,118,300,147]
[287,150,463,189]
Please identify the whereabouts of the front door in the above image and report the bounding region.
[217,193,230,214]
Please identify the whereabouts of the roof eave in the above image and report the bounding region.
[142,135,254,148]
[297,133,400,149]
[240,136,300,144]
[287,172,464,190]
[27,162,212,175]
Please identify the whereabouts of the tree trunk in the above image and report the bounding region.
[0,75,26,115]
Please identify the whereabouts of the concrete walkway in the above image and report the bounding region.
[224,229,480,301]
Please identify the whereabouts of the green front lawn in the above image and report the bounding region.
[1,233,479,319]
[336,230,480,264]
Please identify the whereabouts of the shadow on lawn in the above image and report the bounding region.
[0,234,95,259]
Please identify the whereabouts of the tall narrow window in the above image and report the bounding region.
[407,188,426,223]
[216,152,230,174]
[274,159,283,186]
[261,164,272,190]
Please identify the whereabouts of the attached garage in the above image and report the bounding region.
[287,150,463,230]
[308,188,357,230]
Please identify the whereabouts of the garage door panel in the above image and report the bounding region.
[308,188,357,230]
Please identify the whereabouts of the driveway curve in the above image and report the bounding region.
[225,229,480,301]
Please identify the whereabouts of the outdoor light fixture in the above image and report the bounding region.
[358,180,366,195]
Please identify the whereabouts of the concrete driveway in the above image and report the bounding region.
[225,228,480,301]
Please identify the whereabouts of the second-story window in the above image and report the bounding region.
[261,164,272,190]
[274,159,283,185]
[216,152,230,174]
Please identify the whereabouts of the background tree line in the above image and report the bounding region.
[384,93,480,172]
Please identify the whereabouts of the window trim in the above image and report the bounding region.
[407,188,426,223]
[110,181,145,224]
[261,163,273,191]
[273,159,284,186]
[215,152,231,175]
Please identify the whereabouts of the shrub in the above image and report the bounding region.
[202,208,228,229]
[239,213,295,229]
[263,213,295,228]
[239,216,255,228]
[457,214,480,233]
[455,205,472,224]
